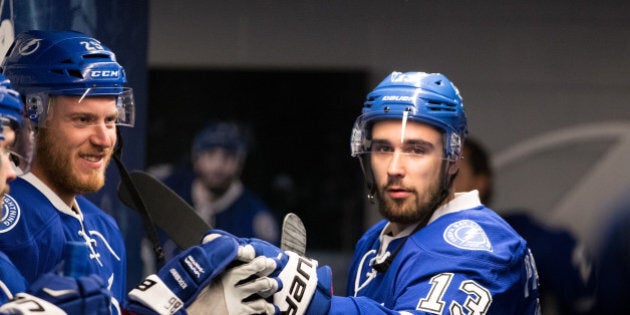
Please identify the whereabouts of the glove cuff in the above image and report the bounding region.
[127,274,184,315]
[306,266,333,315]
[0,293,67,315]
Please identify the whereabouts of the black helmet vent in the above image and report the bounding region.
[83,53,112,61]
[427,100,456,112]
[67,69,83,79]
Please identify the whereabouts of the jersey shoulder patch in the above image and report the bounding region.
[0,195,21,233]
[443,219,493,252]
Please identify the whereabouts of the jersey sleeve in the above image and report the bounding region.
[0,253,29,304]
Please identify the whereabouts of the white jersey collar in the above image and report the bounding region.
[375,190,482,266]
[381,190,482,236]
[20,172,82,219]
[428,190,482,224]
[375,222,418,265]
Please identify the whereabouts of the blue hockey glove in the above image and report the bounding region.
[203,229,284,261]
[126,233,240,314]
[0,272,112,315]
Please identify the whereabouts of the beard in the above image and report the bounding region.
[36,128,110,195]
[199,171,236,196]
[0,184,9,199]
[376,166,448,225]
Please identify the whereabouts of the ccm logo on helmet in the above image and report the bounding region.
[90,70,120,78]
[284,257,315,315]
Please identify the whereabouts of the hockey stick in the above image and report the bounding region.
[112,131,165,266]
[118,171,211,249]
[118,170,307,253]
[280,213,307,256]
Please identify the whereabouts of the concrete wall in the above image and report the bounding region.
[148,0,630,253]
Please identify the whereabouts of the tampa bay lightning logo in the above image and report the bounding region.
[18,38,41,56]
[443,220,493,252]
[0,194,20,233]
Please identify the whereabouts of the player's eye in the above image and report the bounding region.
[402,144,428,155]
[105,115,117,126]
[9,151,21,166]
[1,146,21,166]
[73,115,93,125]
[371,142,394,153]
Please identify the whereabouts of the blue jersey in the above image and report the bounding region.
[333,191,540,314]
[0,252,27,304]
[0,173,127,304]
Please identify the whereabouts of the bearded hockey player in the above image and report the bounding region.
[247,71,542,315]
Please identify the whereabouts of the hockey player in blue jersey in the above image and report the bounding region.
[0,74,32,306]
[0,74,113,314]
[0,30,134,309]
[238,71,541,314]
[0,30,282,315]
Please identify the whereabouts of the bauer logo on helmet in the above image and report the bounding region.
[390,71,429,84]
[382,95,414,102]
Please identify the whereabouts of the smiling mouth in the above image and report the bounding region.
[81,153,105,161]
[79,150,112,166]
[82,155,102,162]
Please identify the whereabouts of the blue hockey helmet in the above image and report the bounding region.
[191,121,249,160]
[0,74,33,171]
[0,74,24,129]
[351,71,467,161]
[1,30,134,127]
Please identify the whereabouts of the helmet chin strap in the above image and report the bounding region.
[434,158,455,210]
[367,186,377,204]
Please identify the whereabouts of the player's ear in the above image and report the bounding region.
[447,158,460,176]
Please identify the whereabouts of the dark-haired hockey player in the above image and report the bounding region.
[245,71,542,314]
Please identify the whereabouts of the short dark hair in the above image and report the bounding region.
[463,137,493,204]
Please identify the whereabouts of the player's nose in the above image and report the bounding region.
[90,123,116,148]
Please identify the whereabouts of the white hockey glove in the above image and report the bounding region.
[271,251,333,315]
[203,230,334,315]
[0,293,67,315]
[204,230,332,315]
[208,230,332,315]
[180,230,279,314]
[186,255,278,314]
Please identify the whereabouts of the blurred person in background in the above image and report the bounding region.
[592,196,630,314]
[149,121,279,263]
